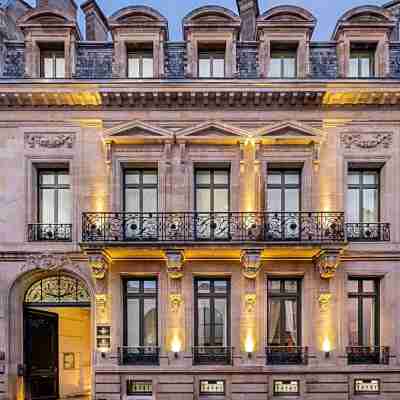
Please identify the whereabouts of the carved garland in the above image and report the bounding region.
[25,133,75,149]
[341,133,392,150]
[21,252,77,273]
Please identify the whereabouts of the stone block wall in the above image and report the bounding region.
[237,42,258,79]
[390,43,400,78]
[75,43,113,79]
[165,42,186,79]
[310,43,338,79]
[3,41,24,78]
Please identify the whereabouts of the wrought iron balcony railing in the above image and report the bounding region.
[82,212,345,243]
[346,346,390,365]
[192,346,234,365]
[265,346,309,365]
[28,224,72,242]
[118,346,160,366]
[346,223,390,242]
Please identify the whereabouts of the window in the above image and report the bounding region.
[268,44,297,78]
[38,170,71,225]
[195,278,230,348]
[347,278,379,348]
[347,170,379,224]
[198,44,225,78]
[349,44,375,78]
[40,45,65,78]
[267,278,301,347]
[127,50,154,78]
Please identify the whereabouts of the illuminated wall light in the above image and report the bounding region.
[245,334,255,358]
[322,337,331,358]
[171,336,182,358]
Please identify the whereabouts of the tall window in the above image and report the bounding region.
[268,44,297,78]
[349,44,375,78]
[198,50,225,78]
[267,278,301,347]
[41,48,65,79]
[38,170,71,225]
[347,170,379,224]
[195,278,230,348]
[127,51,154,78]
[347,278,379,347]
[124,278,158,348]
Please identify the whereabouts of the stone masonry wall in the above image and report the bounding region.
[165,42,186,79]
[237,41,258,79]
[310,43,338,79]
[75,43,113,79]
[3,41,24,78]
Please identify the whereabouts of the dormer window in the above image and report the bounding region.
[198,44,226,78]
[127,43,154,79]
[268,43,297,78]
[40,43,65,79]
[349,43,376,78]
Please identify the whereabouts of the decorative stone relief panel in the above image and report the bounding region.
[318,293,332,312]
[244,294,256,313]
[170,294,183,312]
[341,133,393,150]
[25,133,76,149]
[21,252,77,273]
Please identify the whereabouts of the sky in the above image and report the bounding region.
[25,0,385,41]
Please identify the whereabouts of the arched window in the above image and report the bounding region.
[24,276,90,306]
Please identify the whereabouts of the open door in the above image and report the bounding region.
[24,309,59,400]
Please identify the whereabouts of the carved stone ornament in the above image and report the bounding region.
[26,133,75,149]
[165,250,185,279]
[318,293,332,312]
[240,249,262,279]
[89,255,108,280]
[244,294,256,313]
[316,250,342,279]
[95,294,107,321]
[341,133,392,150]
[21,252,76,273]
[170,294,183,313]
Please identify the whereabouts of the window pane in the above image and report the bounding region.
[349,58,358,78]
[142,57,154,78]
[214,189,229,212]
[285,173,300,185]
[214,298,227,346]
[125,189,140,212]
[363,280,375,293]
[58,188,72,224]
[362,297,375,346]
[196,189,211,212]
[199,59,211,78]
[347,189,360,223]
[268,299,282,344]
[347,279,358,293]
[41,173,55,185]
[268,280,281,292]
[58,174,70,185]
[142,189,157,213]
[284,299,297,346]
[143,171,157,185]
[127,280,140,294]
[213,58,225,78]
[41,189,55,223]
[214,280,227,293]
[347,297,358,346]
[198,280,211,294]
[360,57,371,78]
[363,189,378,223]
[143,299,157,346]
[125,171,140,185]
[268,58,281,78]
[363,173,377,185]
[43,57,54,78]
[267,188,282,212]
[214,170,229,185]
[348,173,360,185]
[127,298,140,346]
[198,298,211,346]
[196,170,211,185]
[283,58,296,78]
[55,57,65,78]
[285,189,300,212]
[128,57,140,78]
[284,280,298,293]
[143,280,157,293]
[268,173,281,185]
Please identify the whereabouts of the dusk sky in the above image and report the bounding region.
[27,0,384,40]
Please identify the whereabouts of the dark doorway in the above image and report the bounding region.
[24,309,59,400]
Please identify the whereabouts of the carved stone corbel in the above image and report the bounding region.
[315,249,343,279]
[241,249,262,279]
[89,255,108,280]
[170,294,183,313]
[165,250,185,279]
[318,293,332,312]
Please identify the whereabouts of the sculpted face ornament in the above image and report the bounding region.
[316,250,342,279]
[165,250,185,279]
[241,249,262,279]
[89,255,108,280]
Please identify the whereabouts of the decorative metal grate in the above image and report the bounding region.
[82,212,345,243]
[28,224,72,242]
[346,346,390,365]
[118,346,160,365]
[265,346,309,365]
[346,223,390,242]
[192,346,234,365]
[24,276,90,305]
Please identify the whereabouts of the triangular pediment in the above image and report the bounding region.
[256,121,321,141]
[177,121,250,141]
[105,120,172,141]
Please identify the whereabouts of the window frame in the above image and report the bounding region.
[37,169,70,224]
[40,50,65,79]
[347,277,380,347]
[127,51,154,79]
[194,277,231,348]
[269,51,297,79]
[198,51,226,78]
[349,51,375,78]
[122,277,158,348]
[267,277,302,347]
[347,169,380,223]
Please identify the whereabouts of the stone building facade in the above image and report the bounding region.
[0,0,400,399]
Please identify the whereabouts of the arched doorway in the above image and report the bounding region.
[23,275,91,400]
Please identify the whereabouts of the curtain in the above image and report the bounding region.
[268,301,281,344]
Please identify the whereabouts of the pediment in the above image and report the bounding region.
[19,9,72,25]
[109,6,167,26]
[258,6,316,24]
[183,6,241,27]
[256,121,321,142]
[177,121,249,142]
[347,13,387,23]
[105,120,172,142]
[192,14,231,23]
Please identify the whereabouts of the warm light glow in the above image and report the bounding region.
[322,337,331,353]
[171,336,182,353]
[245,334,255,353]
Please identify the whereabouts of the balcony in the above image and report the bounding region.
[82,212,345,244]
[265,346,309,365]
[346,223,390,242]
[192,346,233,365]
[28,224,72,242]
[346,346,390,365]
[118,346,160,365]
